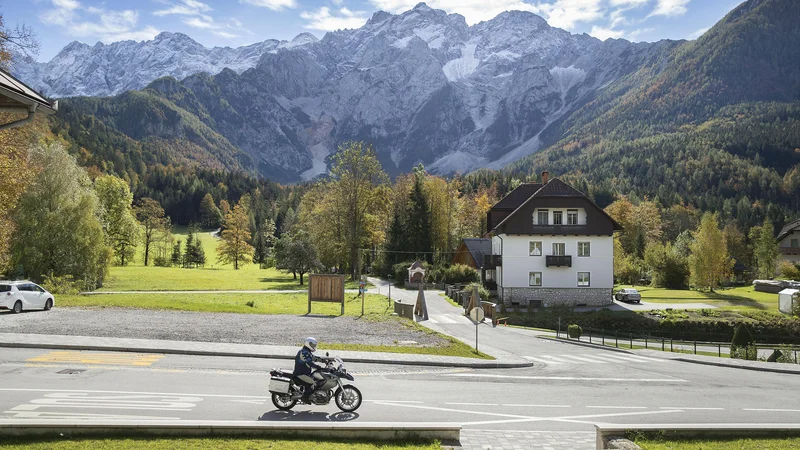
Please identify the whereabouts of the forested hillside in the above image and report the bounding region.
[503,0,800,230]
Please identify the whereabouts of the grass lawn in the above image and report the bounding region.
[56,292,491,359]
[99,227,368,291]
[635,437,800,449]
[616,285,777,311]
[438,293,462,309]
[0,437,441,450]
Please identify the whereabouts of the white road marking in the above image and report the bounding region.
[446,374,688,383]
[0,388,268,399]
[464,409,682,426]
[559,354,608,364]
[541,355,570,363]
[596,353,666,363]
[586,406,647,409]
[370,402,535,420]
[1,411,181,420]
[445,402,498,406]
[660,407,724,410]
[365,400,424,404]
[522,356,562,365]
[743,408,800,413]
[503,404,571,408]
[231,400,267,405]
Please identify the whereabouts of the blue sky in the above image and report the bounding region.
[5,0,745,62]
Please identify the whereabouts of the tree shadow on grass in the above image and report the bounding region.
[699,291,769,310]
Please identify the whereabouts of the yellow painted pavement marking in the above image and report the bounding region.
[27,351,165,367]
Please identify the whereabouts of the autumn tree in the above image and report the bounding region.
[606,197,662,259]
[199,193,222,229]
[95,175,140,266]
[11,143,110,287]
[749,220,779,279]
[216,201,254,270]
[134,198,169,266]
[688,213,733,291]
[0,12,39,68]
[328,141,389,279]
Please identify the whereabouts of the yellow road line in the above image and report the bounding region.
[27,351,165,367]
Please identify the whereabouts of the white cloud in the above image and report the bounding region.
[535,0,604,30]
[240,0,297,11]
[625,27,653,41]
[154,0,213,17]
[300,7,369,31]
[368,0,538,26]
[649,0,690,17]
[610,0,649,6]
[40,0,160,42]
[590,25,624,41]
[688,26,708,39]
[332,0,344,4]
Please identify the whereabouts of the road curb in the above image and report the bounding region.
[536,335,645,355]
[0,420,461,442]
[0,342,532,370]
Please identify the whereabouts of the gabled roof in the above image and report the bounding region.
[0,69,57,114]
[492,183,542,210]
[778,219,800,242]
[489,177,622,233]
[461,238,491,268]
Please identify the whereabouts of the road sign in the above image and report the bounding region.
[470,307,485,322]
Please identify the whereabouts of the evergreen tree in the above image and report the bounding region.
[171,240,182,267]
[193,235,206,267]
[253,218,277,268]
[406,170,432,262]
[184,231,196,268]
[199,193,222,229]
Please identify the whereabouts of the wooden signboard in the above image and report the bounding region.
[308,274,345,315]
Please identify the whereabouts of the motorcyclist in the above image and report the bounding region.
[293,337,325,403]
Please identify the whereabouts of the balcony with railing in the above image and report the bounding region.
[780,247,800,255]
[530,224,592,235]
[483,254,502,268]
[546,255,572,267]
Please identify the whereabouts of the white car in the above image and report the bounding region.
[0,281,55,314]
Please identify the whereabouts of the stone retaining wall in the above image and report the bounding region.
[499,287,611,307]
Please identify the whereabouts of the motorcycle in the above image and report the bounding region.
[268,354,362,412]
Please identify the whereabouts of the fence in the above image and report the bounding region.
[556,325,800,363]
[394,300,414,320]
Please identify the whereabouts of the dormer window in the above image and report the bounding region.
[553,211,563,225]
[567,210,578,225]
[537,209,549,225]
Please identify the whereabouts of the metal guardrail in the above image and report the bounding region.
[556,326,800,363]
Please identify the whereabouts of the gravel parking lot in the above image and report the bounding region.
[0,308,447,347]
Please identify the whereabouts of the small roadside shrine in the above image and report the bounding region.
[407,260,426,284]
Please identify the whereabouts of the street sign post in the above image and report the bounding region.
[359,277,367,316]
[469,307,484,352]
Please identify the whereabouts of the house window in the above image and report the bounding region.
[529,272,542,286]
[553,211,563,225]
[552,243,565,256]
[792,239,799,248]
[578,272,590,287]
[567,210,578,225]
[578,242,590,257]
[537,210,549,225]
[529,241,542,256]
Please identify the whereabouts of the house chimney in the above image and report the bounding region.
[541,171,549,184]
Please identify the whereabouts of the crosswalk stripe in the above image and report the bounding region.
[522,356,562,364]
[540,355,570,363]
[594,353,665,363]
[558,354,608,364]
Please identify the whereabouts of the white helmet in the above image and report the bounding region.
[304,337,318,352]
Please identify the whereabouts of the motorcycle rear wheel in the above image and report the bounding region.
[271,392,297,411]
[334,385,362,412]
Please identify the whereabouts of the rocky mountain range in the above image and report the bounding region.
[23,0,800,188]
[14,31,318,98]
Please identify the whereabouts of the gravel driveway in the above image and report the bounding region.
[0,308,446,347]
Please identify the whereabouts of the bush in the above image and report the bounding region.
[426,265,446,283]
[440,264,480,284]
[730,323,756,360]
[153,256,169,267]
[391,261,417,285]
[467,283,490,302]
[778,261,800,280]
[41,274,81,295]
[568,324,583,339]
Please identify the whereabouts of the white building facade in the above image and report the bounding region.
[486,175,619,307]
[778,220,800,266]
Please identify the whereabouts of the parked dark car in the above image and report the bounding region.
[615,288,641,303]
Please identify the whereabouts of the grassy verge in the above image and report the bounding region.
[0,437,440,450]
[438,293,462,309]
[59,293,392,317]
[616,285,777,311]
[100,266,369,291]
[635,437,800,449]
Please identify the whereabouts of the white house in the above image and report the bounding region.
[485,172,621,308]
[777,219,800,266]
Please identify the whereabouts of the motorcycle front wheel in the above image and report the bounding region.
[271,392,297,411]
[334,385,362,412]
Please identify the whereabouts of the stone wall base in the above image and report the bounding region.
[499,287,611,307]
